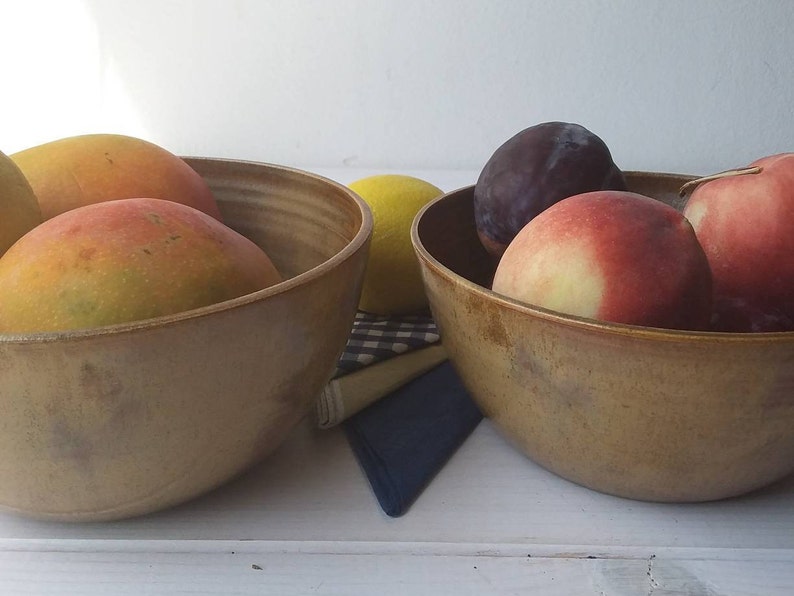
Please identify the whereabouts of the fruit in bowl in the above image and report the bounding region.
[492,190,713,330]
[0,150,42,255]
[0,197,282,334]
[473,121,627,259]
[681,153,794,332]
[11,133,222,221]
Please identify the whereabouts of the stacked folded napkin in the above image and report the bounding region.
[317,312,482,517]
[316,312,444,428]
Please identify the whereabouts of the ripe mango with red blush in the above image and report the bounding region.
[0,198,281,334]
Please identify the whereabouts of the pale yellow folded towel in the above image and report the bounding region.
[315,343,447,428]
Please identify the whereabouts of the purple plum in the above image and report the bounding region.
[474,121,627,258]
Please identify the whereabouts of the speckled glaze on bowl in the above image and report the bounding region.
[0,157,371,521]
[412,172,794,502]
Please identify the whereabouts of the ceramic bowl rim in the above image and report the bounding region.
[0,158,373,345]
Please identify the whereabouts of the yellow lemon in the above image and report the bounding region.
[0,150,42,256]
[348,174,443,315]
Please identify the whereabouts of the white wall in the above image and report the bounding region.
[1,0,792,176]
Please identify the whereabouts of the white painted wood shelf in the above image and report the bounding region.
[2,419,793,595]
[1,170,792,594]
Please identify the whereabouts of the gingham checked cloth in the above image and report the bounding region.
[333,311,441,378]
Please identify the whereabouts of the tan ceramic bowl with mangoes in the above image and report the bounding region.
[0,153,371,521]
[412,171,794,503]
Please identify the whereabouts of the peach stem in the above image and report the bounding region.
[678,166,763,197]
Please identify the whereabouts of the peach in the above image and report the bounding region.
[682,153,794,332]
[11,134,222,221]
[0,198,281,333]
[492,190,712,330]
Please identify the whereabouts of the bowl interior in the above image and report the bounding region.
[186,156,369,283]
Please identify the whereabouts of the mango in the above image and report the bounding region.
[0,198,281,333]
[11,134,222,221]
[0,150,42,255]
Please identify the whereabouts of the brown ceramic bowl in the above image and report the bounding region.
[412,171,794,502]
[0,158,371,521]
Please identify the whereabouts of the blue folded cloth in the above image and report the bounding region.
[343,360,483,517]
